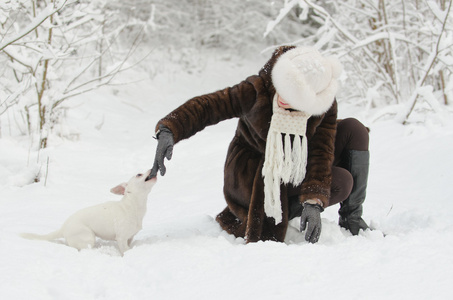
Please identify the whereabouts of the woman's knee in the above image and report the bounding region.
[336,118,369,151]
[328,166,353,207]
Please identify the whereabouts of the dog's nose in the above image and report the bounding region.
[145,174,156,181]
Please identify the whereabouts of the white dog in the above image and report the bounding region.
[21,170,157,255]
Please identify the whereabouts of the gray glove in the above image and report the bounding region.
[147,125,174,180]
[300,202,324,243]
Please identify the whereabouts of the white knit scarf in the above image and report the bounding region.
[262,94,311,224]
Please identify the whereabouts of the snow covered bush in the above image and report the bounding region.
[0,0,146,147]
[266,0,453,124]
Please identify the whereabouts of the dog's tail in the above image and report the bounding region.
[20,229,63,241]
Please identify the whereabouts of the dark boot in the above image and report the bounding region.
[339,150,370,235]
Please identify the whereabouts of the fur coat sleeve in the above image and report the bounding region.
[156,77,262,143]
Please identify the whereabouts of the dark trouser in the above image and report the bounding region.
[289,118,369,219]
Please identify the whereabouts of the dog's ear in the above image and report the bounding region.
[110,183,127,195]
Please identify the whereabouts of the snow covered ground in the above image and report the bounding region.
[1,53,453,300]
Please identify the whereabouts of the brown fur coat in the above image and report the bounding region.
[156,46,337,242]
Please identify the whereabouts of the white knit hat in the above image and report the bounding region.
[271,46,342,115]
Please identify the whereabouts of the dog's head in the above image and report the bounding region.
[110,169,156,197]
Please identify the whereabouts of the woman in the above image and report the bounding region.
[147,46,370,243]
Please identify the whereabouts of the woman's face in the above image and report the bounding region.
[277,94,293,109]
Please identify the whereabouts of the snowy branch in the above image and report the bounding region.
[264,0,301,38]
[52,26,148,109]
[0,0,69,51]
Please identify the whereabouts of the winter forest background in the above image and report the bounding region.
[1,1,453,299]
[1,0,451,149]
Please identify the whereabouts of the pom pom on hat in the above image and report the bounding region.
[272,46,342,115]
